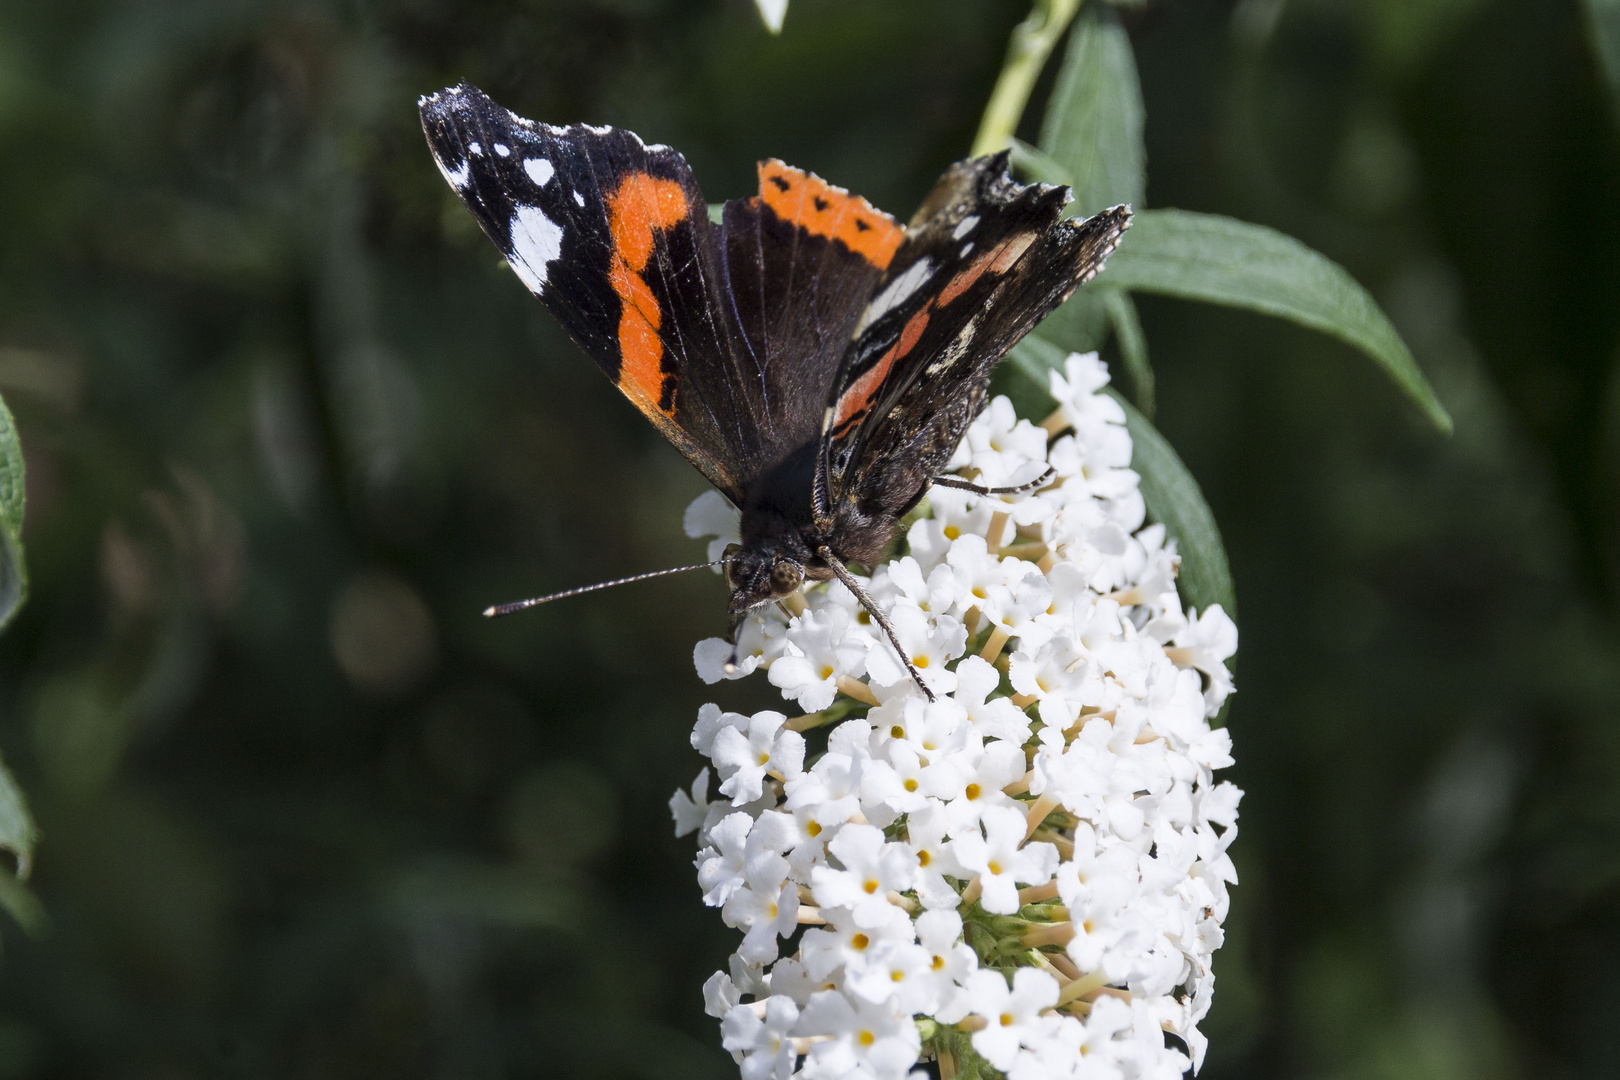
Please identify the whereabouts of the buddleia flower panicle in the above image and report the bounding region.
[674,353,1241,1080]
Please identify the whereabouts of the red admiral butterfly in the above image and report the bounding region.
[420,85,1130,700]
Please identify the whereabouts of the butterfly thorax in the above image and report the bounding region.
[726,438,916,616]
[726,441,824,615]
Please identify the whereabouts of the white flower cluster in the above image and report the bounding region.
[671,354,1240,1080]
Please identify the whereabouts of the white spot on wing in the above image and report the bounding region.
[926,317,978,375]
[646,143,671,153]
[573,190,586,207]
[468,141,482,156]
[583,123,612,135]
[506,204,564,294]
[853,258,933,338]
[952,215,980,240]
[959,242,974,257]
[435,156,470,189]
[524,158,555,187]
[494,143,510,157]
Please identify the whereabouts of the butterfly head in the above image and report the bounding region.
[722,540,805,616]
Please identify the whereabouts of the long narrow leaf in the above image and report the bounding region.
[1038,4,1145,216]
[0,393,26,630]
[1104,289,1154,418]
[0,753,37,885]
[1092,209,1453,433]
[1585,0,1620,122]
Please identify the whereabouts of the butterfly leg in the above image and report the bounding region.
[817,546,936,703]
[931,466,1056,497]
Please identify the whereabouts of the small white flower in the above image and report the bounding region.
[952,804,1059,914]
[943,740,1028,836]
[694,636,759,683]
[954,655,1034,744]
[723,873,799,965]
[810,823,918,928]
[956,967,1061,1071]
[842,938,939,1012]
[695,811,755,906]
[703,969,741,1019]
[669,767,715,838]
[905,800,968,909]
[753,0,788,35]
[914,908,978,994]
[711,710,805,805]
[769,606,868,710]
[721,995,799,1080]
[862,603,966,694]
[1166,604,1238,712]
[684,489,740,565]
[800,903,914,982]
[797,989,921,1080]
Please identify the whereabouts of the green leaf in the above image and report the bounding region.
[0,874,47,939]
[1007,138,1073,188]
[1585,0,1620,121]
[1092,209,1453,433]
[1104,288,1154,418]
[1006,332,1236,622]
[0,392,26,630]
[1038,4,1145,216]
[0,753,37,886]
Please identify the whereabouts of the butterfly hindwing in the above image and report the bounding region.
[818,154,1131,530]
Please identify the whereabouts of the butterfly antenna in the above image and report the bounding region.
[817,546,936,703]
[483,561,726,618]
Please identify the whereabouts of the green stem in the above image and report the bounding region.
[971,0,1084,157]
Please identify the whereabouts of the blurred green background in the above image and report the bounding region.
[0,0,1617,1076]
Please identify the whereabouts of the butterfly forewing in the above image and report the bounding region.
[421,85,753,499]
[818,153,1131,526]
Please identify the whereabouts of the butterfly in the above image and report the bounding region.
[419,84,1130,700]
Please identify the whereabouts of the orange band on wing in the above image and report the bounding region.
[607,172,690,419]
[758,160,903,270]
[833,291,934,429]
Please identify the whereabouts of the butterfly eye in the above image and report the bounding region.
[770,561,803,597]
[721,544,742,587]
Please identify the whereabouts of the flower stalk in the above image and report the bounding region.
[971,0,1086,157]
